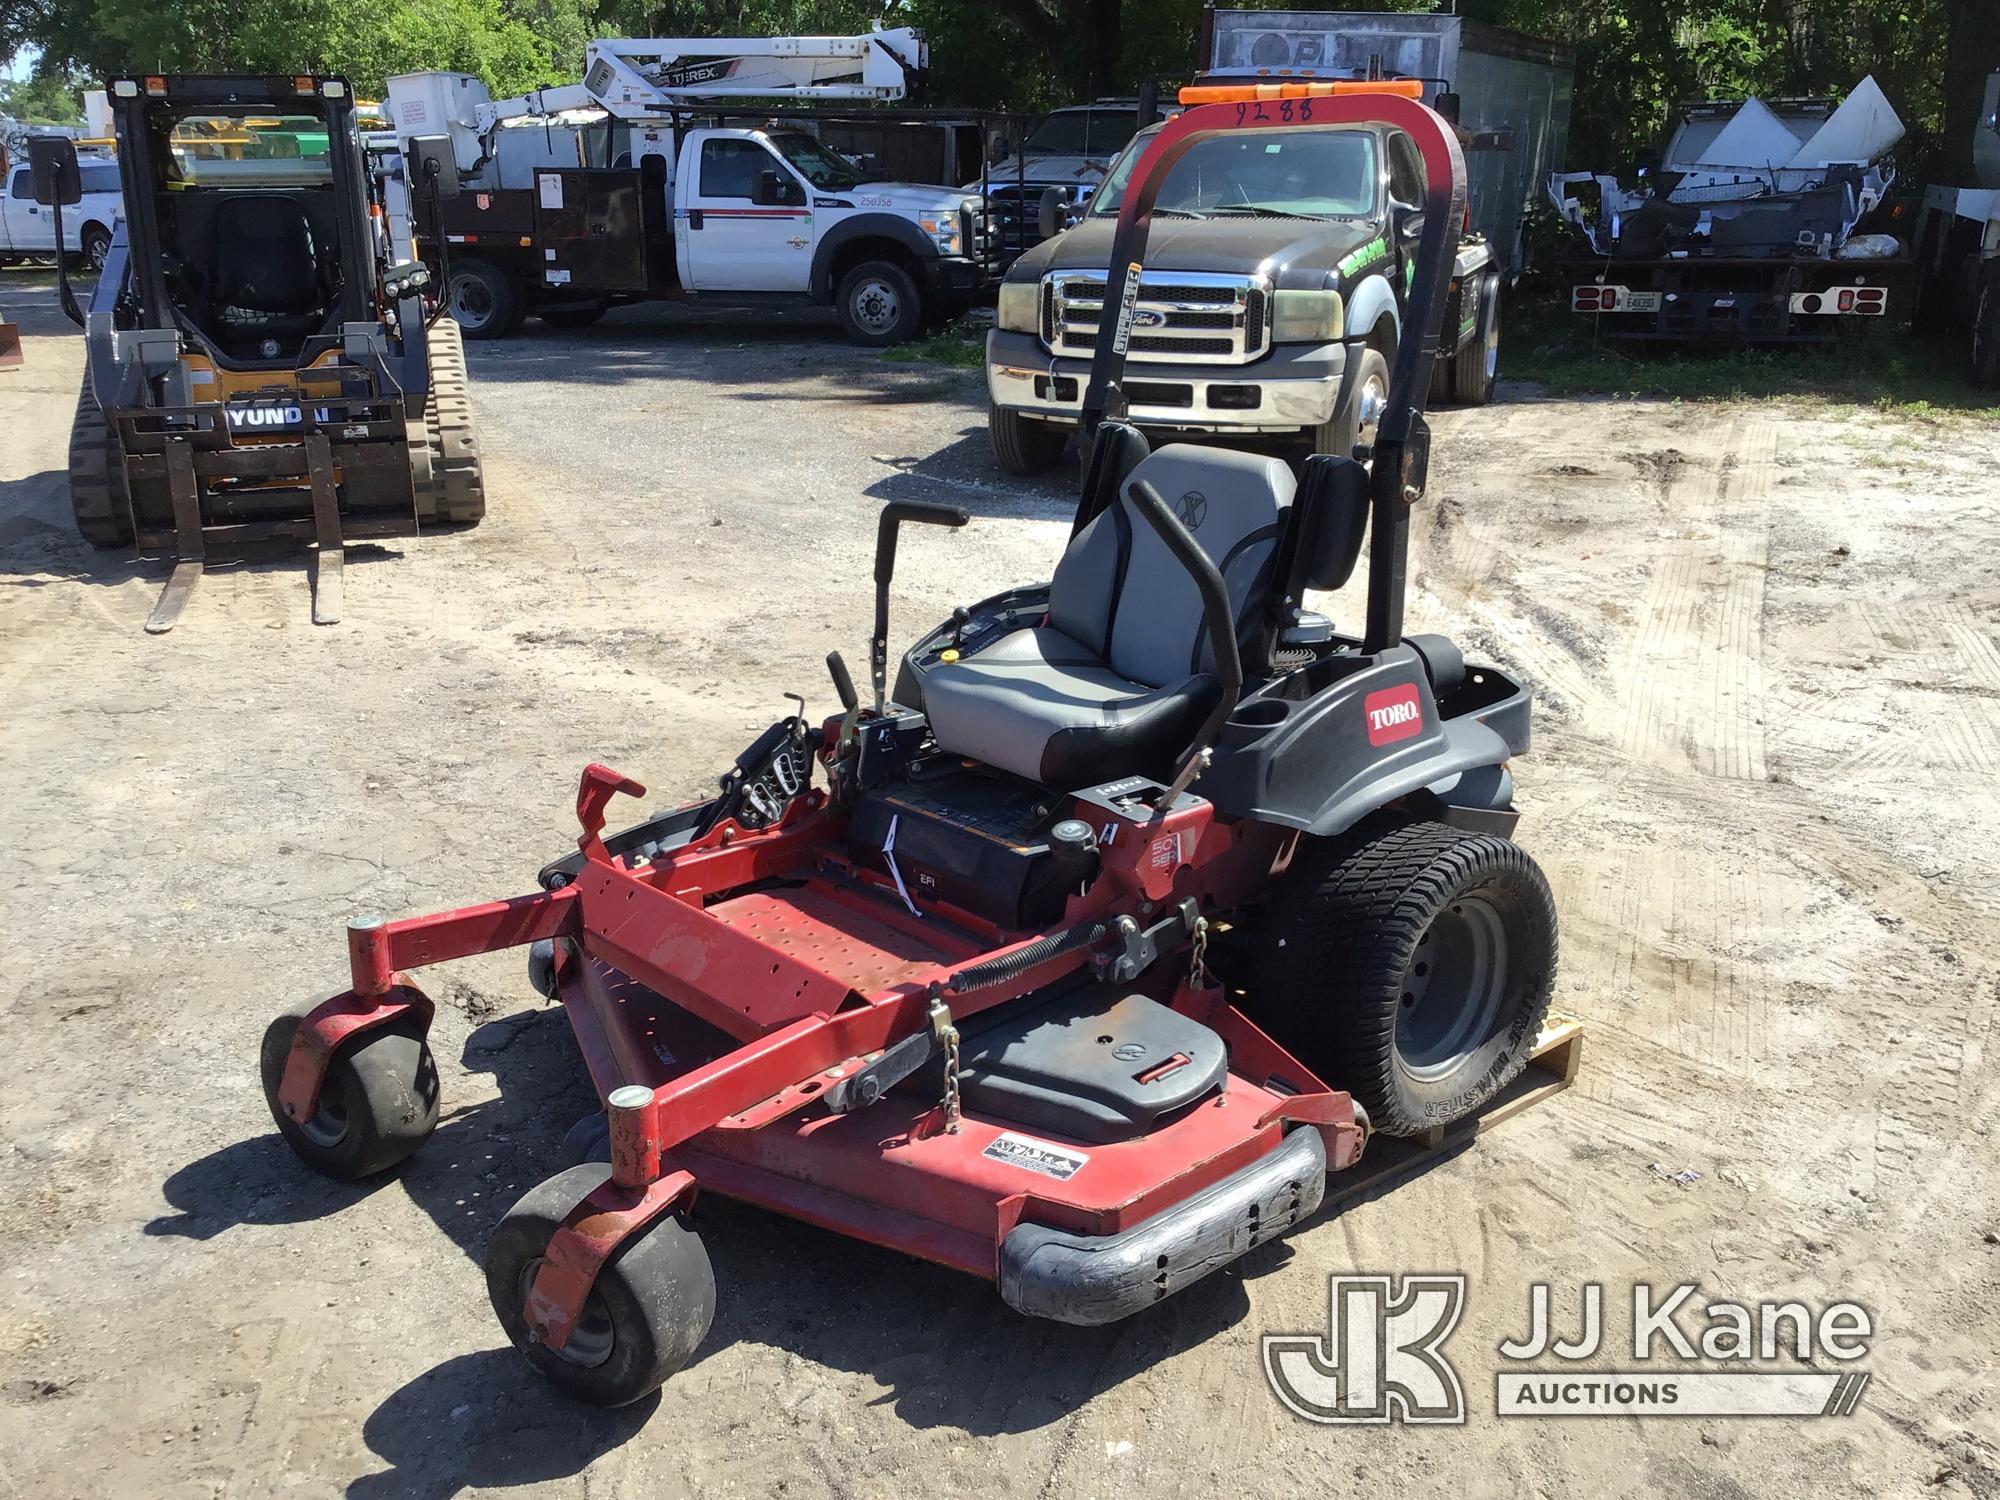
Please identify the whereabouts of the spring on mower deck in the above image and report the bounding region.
[945,920,1110,995]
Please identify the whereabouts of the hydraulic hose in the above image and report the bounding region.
[945,920,1109,996]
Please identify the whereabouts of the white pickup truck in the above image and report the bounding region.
[1,155,122,269]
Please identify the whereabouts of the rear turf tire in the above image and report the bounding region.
[259,1003,441,1180]
[67,380,133,549]
[988,403,1069,476]
[487,1164,715,1406]
[1247,816,1557,1137]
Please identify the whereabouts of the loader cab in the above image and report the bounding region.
[108,75,375,371]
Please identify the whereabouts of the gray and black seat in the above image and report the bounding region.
[201,195,329,353]
[923,443,1296,789]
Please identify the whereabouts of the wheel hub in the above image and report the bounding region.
[1396,893,1509,1078]
[518,1259,616,1368]
[854,279,899,333]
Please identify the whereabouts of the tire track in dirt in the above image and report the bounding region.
[1613,417,1772,781]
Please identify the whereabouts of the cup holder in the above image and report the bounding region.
[1233,697,1292,728]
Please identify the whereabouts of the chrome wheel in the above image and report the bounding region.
[449,271,496,333]
[1355,368,1389,450]
[849,276,902,337]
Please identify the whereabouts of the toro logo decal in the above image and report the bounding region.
[1363,683,1424,747]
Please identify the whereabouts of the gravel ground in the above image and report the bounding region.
[1,279,1997,1499]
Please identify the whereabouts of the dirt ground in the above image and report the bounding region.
[2,277,1997,1499]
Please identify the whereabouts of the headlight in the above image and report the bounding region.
[1271,288,1345,343]
[920,216,962,255]
[996,280,1040,334]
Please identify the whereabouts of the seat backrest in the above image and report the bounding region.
[209,195,320,314]
[1050,444,1295,688]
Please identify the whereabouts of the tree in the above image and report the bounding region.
[0,68,81,123]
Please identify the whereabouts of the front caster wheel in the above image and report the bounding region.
[487,1164,715,1406]
[1248,816,1557,1137]
[259,1004,440,1179]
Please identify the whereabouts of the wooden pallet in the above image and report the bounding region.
[1324,1012,1583,1213]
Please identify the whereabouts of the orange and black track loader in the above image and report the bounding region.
[38,74,484,633]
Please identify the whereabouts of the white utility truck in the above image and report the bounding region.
[385,30,991,344]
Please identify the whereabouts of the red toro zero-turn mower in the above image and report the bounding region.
[261,82,1558,1405]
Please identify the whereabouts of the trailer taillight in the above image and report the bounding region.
[1854,287,1886,314]
[1838,289,1856,313]
[1178,79,1425,105]
[1572,285,1603,311]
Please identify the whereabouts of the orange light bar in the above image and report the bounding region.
[1178,79,1425,105]
[144,76,168,96]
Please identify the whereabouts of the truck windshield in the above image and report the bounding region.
[1024,109,1135,156]
[1091,130,1377,219]
[768,132,865,190]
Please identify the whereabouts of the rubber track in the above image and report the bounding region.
[421,318,485,524]
[1250,815,1557,1136]
[66,381,132,548]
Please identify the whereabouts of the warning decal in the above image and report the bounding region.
[982,1131,1090,1181]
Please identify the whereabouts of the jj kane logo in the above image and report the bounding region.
[1262,1278,1874,1424]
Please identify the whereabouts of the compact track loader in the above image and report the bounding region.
[41,74,483,632]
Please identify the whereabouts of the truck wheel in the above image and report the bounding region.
[1310,345,1389,462]
[1972,268,2000,391]
[1452,272,1500,406]
[988,404,1069,476]
[837,260,921,346]
[80,224,111,274]
[1246,815,1558,1137]
[413,317,486,524]
[259,1003,441,1180]
[446,257,524,339]
[487,1164,715,1406]
[68,380,133,549]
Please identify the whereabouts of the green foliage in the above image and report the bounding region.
[0,68,81,123]
[881,317,987,368]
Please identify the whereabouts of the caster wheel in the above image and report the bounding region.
[559,1111,612,1167]
[487,1163,716,1406]
[259,1003,440,1179]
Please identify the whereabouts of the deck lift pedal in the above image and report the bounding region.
[261,80,1571,1406]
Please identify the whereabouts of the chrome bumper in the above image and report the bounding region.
[997,1125,1327,1325]
[986,330,1345,433]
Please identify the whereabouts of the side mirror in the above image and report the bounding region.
[1299,454,1369,590]
[1433,90,1462,126]
[27,136,81,207]
[1631,150,1659,180]
[407,135,461,200]
[1393,204,1425,240]
[1037,185,1065,240]
[753,170,799,207]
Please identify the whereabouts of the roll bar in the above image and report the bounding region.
[1079,91,1469,655]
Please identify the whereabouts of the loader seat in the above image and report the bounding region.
[204,195,328,348]
[923,443,1295,789]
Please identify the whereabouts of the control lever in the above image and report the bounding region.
[826,650,860,753]
[870,501,970,713]
[949,606,972,651]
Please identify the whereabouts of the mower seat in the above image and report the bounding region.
[925,445,1294,788]
[205,195,326,343]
